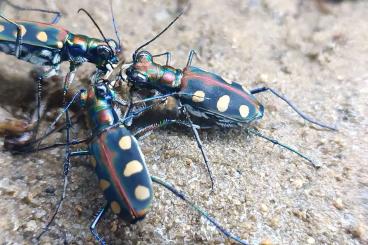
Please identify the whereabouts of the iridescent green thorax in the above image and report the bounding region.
[0,19,119,70]
[81,84,119,132]
[64,33,113,68]
[132,52,183,91]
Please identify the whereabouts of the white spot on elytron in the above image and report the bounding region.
[134,185,150,201]
[239,105,250,118]
[217,95,230,112]
[57,41,63,49]
[13,25,26,37]
[192,90,205,103]
[111,201,121,214]
[36,31,48,42]
[119,136,132,150]
[99,179,110,191]
[123,160,143,177]
[0,25,4,32]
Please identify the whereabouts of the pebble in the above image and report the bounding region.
[349,223,364,239]
[260,238,272,245]
[333,198,344,210]
[110,220,118,232]
[25,220,37,232]
[292,209,308,221]
[75,205,83,216]
[293,178,304,189]
[256,73,269,83]
[249,215,257,222]
[269,217,279,228]
[307,236,315,244]
[260,204,268,213]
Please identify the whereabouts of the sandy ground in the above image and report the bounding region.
[0,0,367,244]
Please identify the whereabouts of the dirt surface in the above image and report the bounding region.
[0,0,367,244]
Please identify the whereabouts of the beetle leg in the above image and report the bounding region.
[0,15,23,57]
[247,128,319,168]
[185,49,199,68]
[36,147,91,241]
[33,67,60,138]
[152,51,172,65]
[250,86,337,130]
[2,0,62,24]
[33,89,84,152]
[36,87,85,241]
[90,204,109,245]
[122,98,168,125]
[133,119,191,139]
[151,175,249,245]
[181,104,215,192]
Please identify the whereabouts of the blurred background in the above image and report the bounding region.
[0,0,367,244]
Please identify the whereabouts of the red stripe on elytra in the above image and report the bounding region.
[98,135,138,218]
[182,71,260,107]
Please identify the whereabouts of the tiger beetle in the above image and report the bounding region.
[122,11,337,190]
[0,1,121,142]
[21,79,250,244]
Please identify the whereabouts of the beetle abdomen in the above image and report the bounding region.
[89,125,153,222]
[0,42,61,66]
[0,20,68,50]
[180,66,264,123]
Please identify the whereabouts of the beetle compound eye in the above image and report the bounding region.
[97,45,111,59]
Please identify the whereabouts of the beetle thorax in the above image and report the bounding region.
[83,85,119,132]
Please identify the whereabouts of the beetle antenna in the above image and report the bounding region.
[77,8,114,53]
[110,0,121,53]
[133,10,185,61]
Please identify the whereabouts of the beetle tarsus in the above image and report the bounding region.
[248,128,319,168]
[90,205,108,245]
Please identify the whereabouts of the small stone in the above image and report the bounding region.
[260,238,272,245]
[183,158,193,166]
[307,236,315,244]
[75,205,83,216]
[333,198,344,210]
[260,204,268,213]
[25,220,37,232]
[256,74,269,83]
[110,220,118,232]
[348,223,364,239]
[293,178,304,189]
[337,75,344,81]
[292,209,308,221]
[239,221,253,231]
[249,215,257,222]
[269,217,279,228]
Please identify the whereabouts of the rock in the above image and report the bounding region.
[25,220,37,232]
[260,238,272,245]
[307,236,315,244]
[269,217,279,228]
[293,178,304,189]
[333,198,344,210]
[348,223,364,239]
[260,204,268,213]
[256,74,269,83]
[110,220,118,232]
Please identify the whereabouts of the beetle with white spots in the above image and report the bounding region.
[0,5,121,146]
[123,13,337,187]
